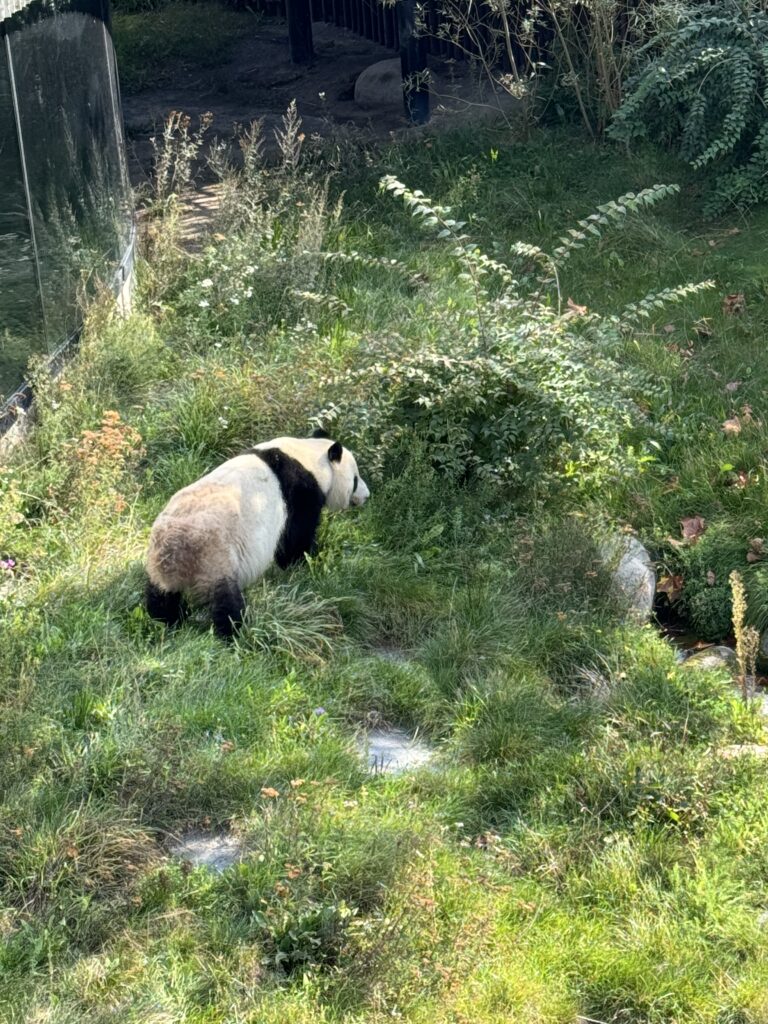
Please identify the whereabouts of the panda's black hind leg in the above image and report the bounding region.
[146,579,187,627]
[211,578,246,639]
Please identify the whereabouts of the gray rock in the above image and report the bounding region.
[354,58,436,111]
[719,743,768,759]
[681,645,739,676]
[357,727,434,775]
[169,832,243,873]
[574,666,612,702]
[372,645,410,664]
[602,536,656,624]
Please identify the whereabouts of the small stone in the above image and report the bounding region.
[681,645,739,676]
[574,667,612,702]
[719,744,768,760]
[169,832,242,873]
[357,728,434,775]
[601,536,656,624]
[372,646,409,664]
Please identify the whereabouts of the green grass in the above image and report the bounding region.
[4,123,768,1021]
[113,1,250,95]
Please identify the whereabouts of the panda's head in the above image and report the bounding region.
[312,430,370,512]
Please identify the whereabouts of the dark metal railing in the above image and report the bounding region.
[253,0,477,61]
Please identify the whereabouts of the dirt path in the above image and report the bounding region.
[122,20,405,187]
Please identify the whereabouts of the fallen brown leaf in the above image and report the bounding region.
[657,574,684,602]
[727,470,750,489]
[567,297,588,316]
[261,787,280,799]
[681,515,707,543]
[747,538,766,563]
[725,381,742,393]
[662,323,676,335]
[722,417,742,435]
[723,292,746,316]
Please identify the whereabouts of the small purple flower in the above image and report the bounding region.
[313,707,326,717]
[0,558,15,571]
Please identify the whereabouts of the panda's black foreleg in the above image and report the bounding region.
[211,578,246,639]
[146,579,187,627]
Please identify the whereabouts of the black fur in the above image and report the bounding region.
[145,580,186,627]
[328,440,342,463]
[311,428,330,439]
[211,577,246,638]
[254,447,326,569]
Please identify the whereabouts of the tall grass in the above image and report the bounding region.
[2,118,768,1022]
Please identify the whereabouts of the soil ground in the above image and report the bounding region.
[121,16,518,187]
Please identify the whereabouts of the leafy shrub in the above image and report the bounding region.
[428,0,650,137]
[167,107,344,341]
[316,177,706,499]
[675,523,768,641]
[610,0,768,215]
[254,901,356,974]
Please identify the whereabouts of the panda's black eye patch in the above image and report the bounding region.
[353,475,358,493]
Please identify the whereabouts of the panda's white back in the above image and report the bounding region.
[207,454,289,585]
[147,453,287,596]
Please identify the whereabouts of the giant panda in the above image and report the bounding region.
[145,431,369,638]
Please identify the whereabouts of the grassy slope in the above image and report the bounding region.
[3,127,768,1022]
[112,2,248,95]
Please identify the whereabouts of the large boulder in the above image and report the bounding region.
[355,57,435,111]
[602,536,656,624]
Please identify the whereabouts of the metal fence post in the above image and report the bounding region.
[397,0,429,123]
[286,0,314,62]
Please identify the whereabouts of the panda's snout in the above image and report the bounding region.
[352,479,370,507]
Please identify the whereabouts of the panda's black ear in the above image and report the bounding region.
[312,428,329,439]
[327,441,343,463]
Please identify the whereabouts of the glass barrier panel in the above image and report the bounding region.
[0,36,46,402]
[6,0,133,351]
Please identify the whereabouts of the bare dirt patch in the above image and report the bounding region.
[123,18,403,184]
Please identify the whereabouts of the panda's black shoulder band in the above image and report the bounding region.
[254,448,326,570]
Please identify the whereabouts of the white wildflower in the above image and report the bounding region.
[198,299,210,308]
[201,278,214,288]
